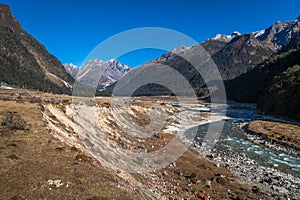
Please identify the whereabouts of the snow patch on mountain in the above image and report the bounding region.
[64,59,132,90]
[211,31,241,42]
[172,45,192,54]
[253,30,266,38]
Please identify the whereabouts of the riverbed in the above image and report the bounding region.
[167,102,300,198]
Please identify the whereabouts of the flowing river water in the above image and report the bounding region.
[169,102,300,197]
[182,103,300,177]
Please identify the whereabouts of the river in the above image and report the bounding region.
[190,104,300,176]
[166,101,300,198]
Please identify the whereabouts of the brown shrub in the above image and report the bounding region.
[1,112,26,130]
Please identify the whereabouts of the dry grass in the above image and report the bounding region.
[0,88,259,199]
[132,131,254,199]
[0,97,139,200]
[248,120,300,149]
[160,148,251,199]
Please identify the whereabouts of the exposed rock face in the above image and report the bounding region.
[256,19,300,50]
[0,4,73,93]
[64,59,132,90]
[63,63,79,78]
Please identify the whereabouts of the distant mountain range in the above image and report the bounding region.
[69,17,300,93]
[0,4,73,94]
[110,16,299,97]
[153,16,300,82]
[64,59,132,90]
[0,4,299,119]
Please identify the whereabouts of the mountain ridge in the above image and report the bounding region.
[113,16,299,96]
[225,32,300,120]
[64,59,132,90]
[0,4,73,93]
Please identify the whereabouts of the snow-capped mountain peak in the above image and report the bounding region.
[212,33,231,41]
[231,31,241,37]
[63,63,79,78]
[108,58,117,63]
[64,59,132,90]
[172,45,192,54]
[68,63,77,68]
[254,18,300,49]
[211,31,241,42]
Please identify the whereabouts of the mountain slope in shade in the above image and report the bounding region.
[64,59,132,90]
[164,17,299,75]
[110,33,275,96]
[200,39,228,56]
[149,33,274,86]
[0,4,73,93]
[135,16,300,95]
[226,32,300,120]
[212,34,274,80]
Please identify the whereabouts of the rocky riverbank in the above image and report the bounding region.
[192,119,300,199]
[199,144,300,199]
[165,102,300,199]
[242,120,300,157]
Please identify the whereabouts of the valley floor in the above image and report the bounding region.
[0,88,298,199]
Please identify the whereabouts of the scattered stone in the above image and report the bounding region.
[205,180,211,188]
[75,154,90,161]
[206,154,214,159]
[48,179,64,188]
[272,185,289,194]
[193,121,300,199]
[137,146,147,153]
[251,186,260,194]
[169,162,176,167]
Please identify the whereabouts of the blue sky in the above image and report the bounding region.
[2,0,300,67]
